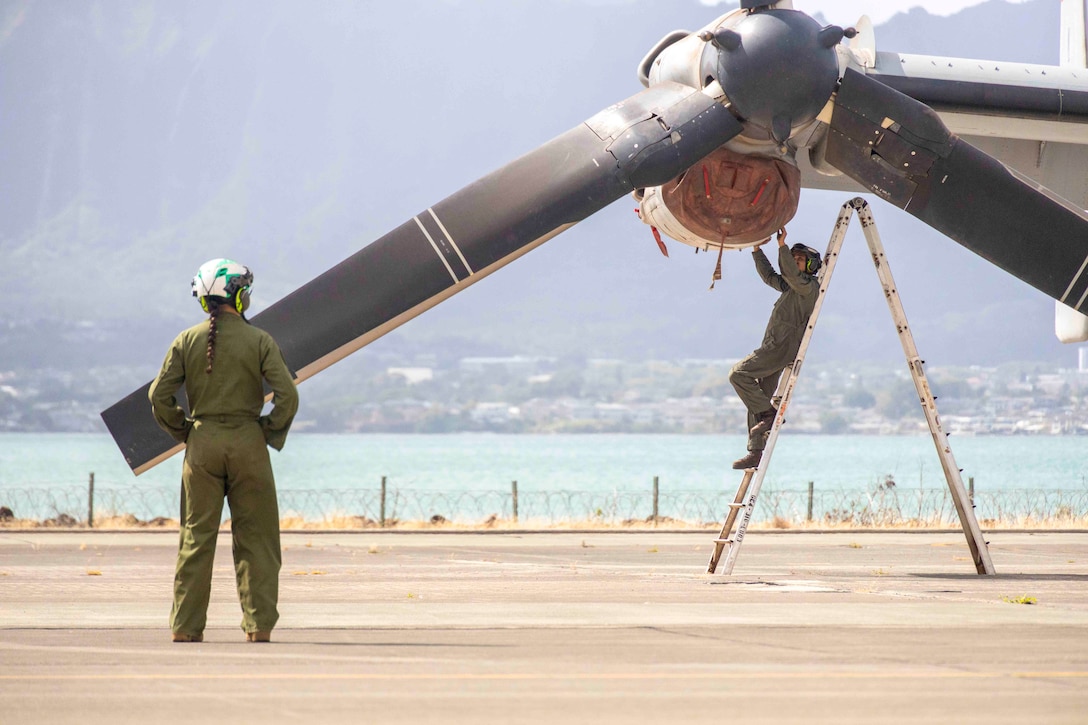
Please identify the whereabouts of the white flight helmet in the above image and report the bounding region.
[191,258,253,313]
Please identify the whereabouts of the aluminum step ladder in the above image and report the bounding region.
[708,197,995,576]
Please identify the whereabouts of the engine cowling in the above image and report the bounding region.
[637,146,800,250]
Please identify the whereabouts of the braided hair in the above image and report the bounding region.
[205,299,221,374]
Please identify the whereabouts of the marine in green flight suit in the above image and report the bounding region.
[729,228,820,470]
[149,258,298,643]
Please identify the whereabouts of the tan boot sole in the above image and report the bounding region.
[245,631,271,643]
[172,632,203,643]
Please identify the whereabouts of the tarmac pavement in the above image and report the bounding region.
[1,529,1086,724]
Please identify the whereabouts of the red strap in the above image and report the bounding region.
[702,165,711,198]
[651,227,669,257]
[709,244,724,290]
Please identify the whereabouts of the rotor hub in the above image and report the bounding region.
[705,10,842,143]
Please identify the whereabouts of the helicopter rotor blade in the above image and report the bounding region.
[102,82,744,474]
[826,67,1088,311]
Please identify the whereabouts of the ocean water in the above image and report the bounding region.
[1,432,1085,494]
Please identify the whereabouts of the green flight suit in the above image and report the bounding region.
[149,312,299,638]
[730,245,818,452]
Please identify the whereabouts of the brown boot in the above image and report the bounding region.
[749,409,777,436]
[172,632,203,643]
[245,631,272,643]
[732,450,762,470]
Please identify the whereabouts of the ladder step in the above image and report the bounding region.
[713,538,735,545]
[727,503,746,509]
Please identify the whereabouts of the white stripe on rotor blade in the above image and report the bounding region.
[428,208,474,275]
[414,216,459,284]
[1060,252,1088,304]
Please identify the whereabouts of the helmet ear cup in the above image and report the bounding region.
[199,296,210,313]
[235,287,251,313]
[790,243,821,274]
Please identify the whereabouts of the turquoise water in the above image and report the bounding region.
[0,432,1085,493]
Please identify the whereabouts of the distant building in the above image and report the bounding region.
[459,356,554,376]
[469,402,520,424]
[386,367,433,385]
[678,358,740,369]
[1080,347,1088,374]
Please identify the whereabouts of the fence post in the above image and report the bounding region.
[806,481,814,522]
[87,472,95,529]
[652,476,659,527]
[511,480,518,522]
[380,476,386,527]
[968,476,974,504]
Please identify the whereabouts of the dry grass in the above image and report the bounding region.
[745,515,1088,531]
[1001,595,1037,605]
[0,514,177,530]
[279,514,379,530]
[1,513,1086,531]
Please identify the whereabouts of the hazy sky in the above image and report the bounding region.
[0,0,1076,367]
[701,0,1034,25]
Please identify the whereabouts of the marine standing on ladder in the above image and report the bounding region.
[149,258,299,643]
[729,228,821,470]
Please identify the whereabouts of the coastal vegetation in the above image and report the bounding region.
[3,356,1086,436]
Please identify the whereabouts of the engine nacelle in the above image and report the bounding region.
[641,12,739,90]
[1056,301,1088,343]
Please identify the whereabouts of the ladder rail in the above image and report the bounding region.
[706,470,753,573]
[709,200,856,575]
[853,201,995,575]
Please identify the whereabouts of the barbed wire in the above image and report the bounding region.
[1,484,1085,527]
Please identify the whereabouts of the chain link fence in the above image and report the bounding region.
[1,481,1086,528]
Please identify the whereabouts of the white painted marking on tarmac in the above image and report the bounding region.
[711,581,842,593]
[414,216,459,284]
[427,208,474,275]
[1060,251,1088,304]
